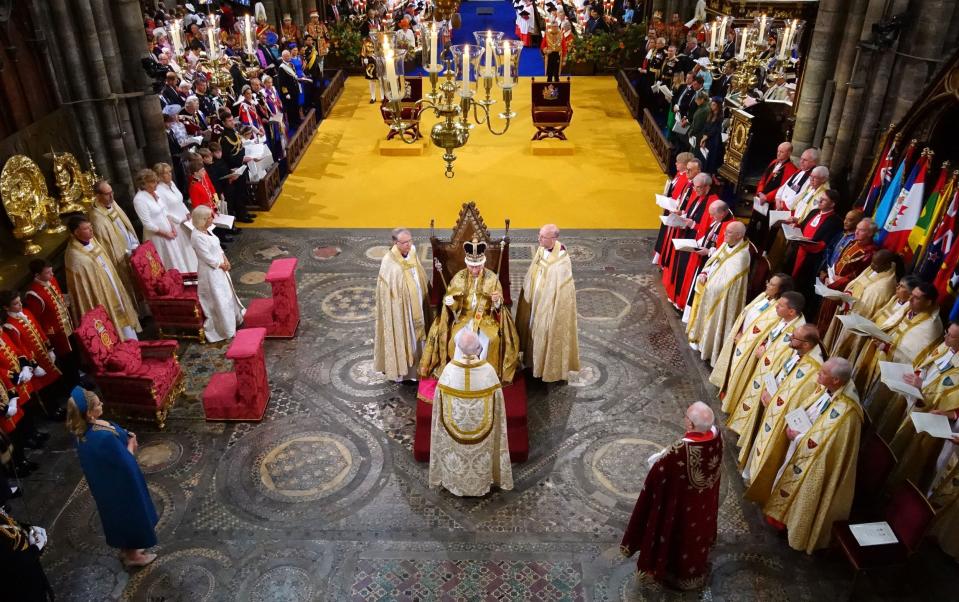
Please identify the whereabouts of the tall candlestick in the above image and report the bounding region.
[719,17,729,49]
[462,45,470,87]
[738,28,748,58]
[484,32,492,76]
[503,41,511,84]
[758,14,766,42]
[385,50,397,100]
[207,22,217,59]
[172,19,182,56]
[786,20,798,56]
[245,15,254,55]
[430,22,438,70]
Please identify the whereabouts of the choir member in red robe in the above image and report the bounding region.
[653,152,695,265]
[784,190,843,316]
[0,330,46,470]
[675,200,734,311]
[664,172,715,307]
[23,260,74,357]
[746,142,798,249]
[0,291,61,398]
[621,402,722,590]
[815,218,878,334]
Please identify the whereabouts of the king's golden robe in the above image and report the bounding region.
[711,293,780,412]
[515,243,580,382]
[88,203,141,303]
[822,266,896,352]
[763,381,862,553]
[685,240,750,366]
[884,345,959,492]
[373,245,432,381]
[742,347,824,498]
[64,237,141,338]
[726,315,805,435]
[420,268,519,383]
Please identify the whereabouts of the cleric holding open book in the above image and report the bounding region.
[67,386,159,568]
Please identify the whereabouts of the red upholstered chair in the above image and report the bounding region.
[242,258,300,338]
[380,76,424,141]
[130,241,205,341]
[202,327,270,421]
[852,431,898,517]
[75,306,183,428]
[832,481,936,584]
[531,77,573,141]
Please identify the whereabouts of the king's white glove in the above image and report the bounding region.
[6,397,18,417]
[444,295,454,307]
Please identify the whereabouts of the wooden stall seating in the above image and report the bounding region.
[616,69,642,120]
[319,70,347,119]
[286,108,318,171]
[641,108,672,173]
[380,76,424,141]
[530,77,573,141]
[252,161,282,211]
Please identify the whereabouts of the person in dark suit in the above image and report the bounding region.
[585,7,609,34]
[711,61,735,97]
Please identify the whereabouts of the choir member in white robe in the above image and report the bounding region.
[685,221,750,366]
[132,168,198,273]
[429,331,514,497]
[189,207,245,343]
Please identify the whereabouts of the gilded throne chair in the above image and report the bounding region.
[531,77,573,141]
[130,241,205,341]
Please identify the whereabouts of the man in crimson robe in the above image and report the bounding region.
[663,172,716,308]
[653,152,695,265]
[621,401,722,590]
[746,142,798,249]
[676,200,734,312]
[783,189,843,317]
[815,218,878,334]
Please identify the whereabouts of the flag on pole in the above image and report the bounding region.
[863,135,898,215]
[921,181,959,287]
[872,146,913,229]
[878,153,929,254]
[906,165,951,265]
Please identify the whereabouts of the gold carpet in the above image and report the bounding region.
[250,76,664,230]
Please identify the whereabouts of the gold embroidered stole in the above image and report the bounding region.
[388,245,428,344]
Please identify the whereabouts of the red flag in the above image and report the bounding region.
[863,135,897,215]
[879,154,929,254]
[934,185,959,300]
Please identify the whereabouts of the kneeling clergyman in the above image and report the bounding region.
[760,357,861,554]
[621,402,722,590]
[685,221,750,366]
[374,228,431,382]
[515,224,580,382]
[420,239,520,383]
[428,331,513,497]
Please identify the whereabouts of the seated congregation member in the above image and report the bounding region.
[515,224,580,382]
[827,263,908,361]
[759,358,861,554]
[685,221,750,366]
[189,207,245,343]
[883,321,959,492]
[677,200,734,312]
[67,387,158,568]
[428,331,513,497]
[88,180,141,303]
[710,273,793,404]
[620,402,721,590]
[133,168,198,273]
[725,291,806,423]
[854,281,942,405]
[64,216,141,341]
[653,152,694,265]
[816,218,878,336]
[742,324,823,485]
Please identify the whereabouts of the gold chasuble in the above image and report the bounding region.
[763,381,862,553]
[711,293,780,411]
[373,244,431,381]
[885,346,959,491]
[726,316,805,434]
[64,238,141,338]
[836,296,908,368]
[515,243,580,382]
[428,356,514,496]
[685,240,750,366]
[88,203,141,300]
[822,267,896,352]
[743,347,824,497]
[853,309,943,400]
[420,268,519,383]
[930,458,959,560]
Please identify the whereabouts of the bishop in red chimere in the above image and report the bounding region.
[621,401,722,590]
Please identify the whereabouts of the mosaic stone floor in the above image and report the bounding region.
[15,228,957,601]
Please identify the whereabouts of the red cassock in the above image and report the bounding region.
[662,190,711,303]
[653,172,691,264]
[189,171,220,212]
[3,311,61,394]
[747,159,798,249]
[621,428,723,590]
[24,277,73,356]
[790,210,836,280]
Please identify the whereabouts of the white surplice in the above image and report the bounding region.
[190,229,245,343]
[133,189,198,273]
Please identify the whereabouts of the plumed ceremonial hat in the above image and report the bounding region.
[463,238,488,267]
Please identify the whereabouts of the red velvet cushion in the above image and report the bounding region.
[154,269,184,296]
[105,340,143,372]
[533,110,572,122]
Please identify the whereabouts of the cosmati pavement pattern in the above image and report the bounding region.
[14,228,956,601]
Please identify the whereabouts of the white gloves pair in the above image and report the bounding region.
[28,526,47,550]
[444,295,455,307]
[34,366,46,379]
[17,367,32,383]
[5,397,18,417]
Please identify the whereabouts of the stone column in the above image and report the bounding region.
[791,0,846,155]
[819,0,868,166]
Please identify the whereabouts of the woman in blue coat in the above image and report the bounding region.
[67,386,158,567]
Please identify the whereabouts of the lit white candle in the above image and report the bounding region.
[172,19,182,55]
[245,15,254,54]
[462,45,470,86]
[503,41,511,84]
[207,22,217,59]
[719,17,729,49]
[385,49,397,100]
[430,22,438,70]
[758,14,766,42]
[484,32,493,76]
[738,28,748,58]
[786,20,798,56]
[709,21,716,52]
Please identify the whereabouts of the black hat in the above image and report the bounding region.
[519,9,530,16]
[546,2,556,11]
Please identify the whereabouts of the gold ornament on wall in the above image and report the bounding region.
[0,155,52,255]
[52,150,94,214]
